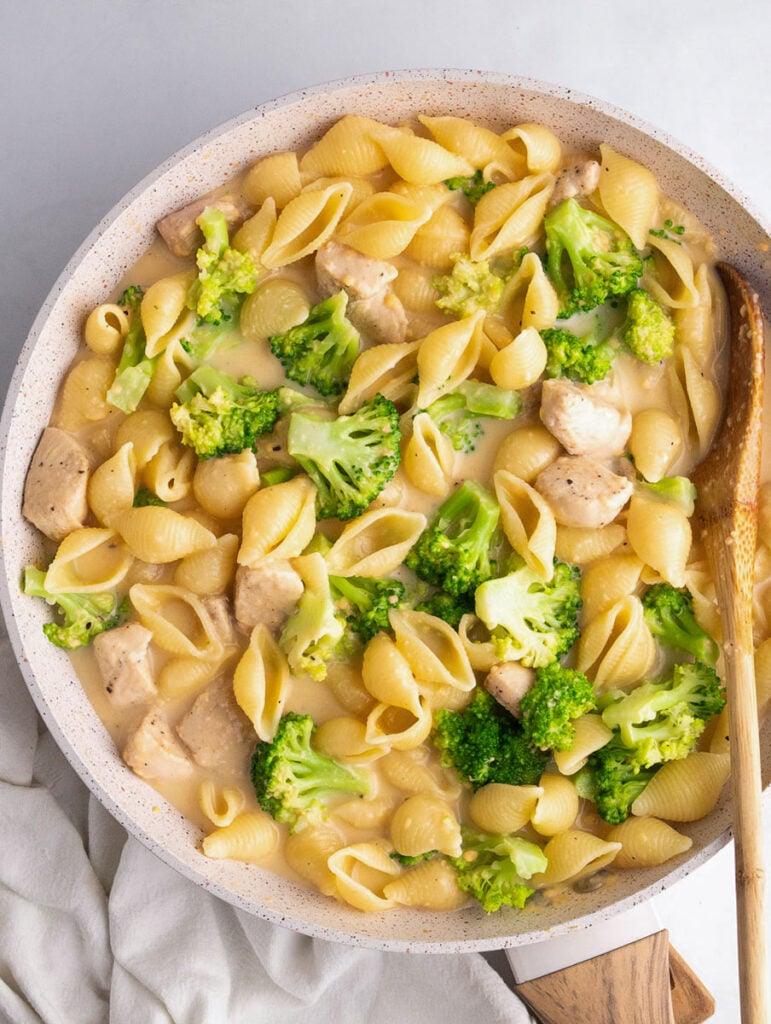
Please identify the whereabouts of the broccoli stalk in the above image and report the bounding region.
[269,291,360,397]
[474,558,582,668]
[540,322,616,384]
[450,828,547,913]
[642,583,718,664]
[600,661,726,768]
[187,207,258,325]
[22,566,129,650]
[520,663,597,752]
[287,393,401,520]
[107,285,157,414]
[250,712,371,830]
[637,476,697,516]
[329,574,405,643]
[433,254,506,317]
[622,288,676,364]
[444,170,495,206]
[433,687,549,790]
[422,380,522,454]
[279,554,345,682]
[405,481,500,598]
[170,365,280,459]
[544,199,643,317]
[588,739,660,825]
[133,487,166,507]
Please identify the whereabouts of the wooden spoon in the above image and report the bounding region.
[692,262,768,1024]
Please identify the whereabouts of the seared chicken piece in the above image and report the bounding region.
[176,676,254,774]
[316,240,398,300]
[348,291,408,346]
[156,193,252,258]
[93,622,155,708]
[548,160,602,209]
[22,427,90,541]
[123,709,193,780]
[234,561,304,634]
[201,594,235,647]
[535,454,633,529]
[484,661,535,719]
[540,378,632,458]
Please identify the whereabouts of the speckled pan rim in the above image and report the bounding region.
[1,68,769,955]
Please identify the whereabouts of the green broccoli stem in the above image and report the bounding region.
[197,206,229,257]
[106,287,157,413]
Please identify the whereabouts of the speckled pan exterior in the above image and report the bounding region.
[1,70,769,953]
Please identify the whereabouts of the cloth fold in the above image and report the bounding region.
[0,624,533,1024]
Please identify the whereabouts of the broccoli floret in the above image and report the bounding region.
[250,712,370,830]
[422,380,522,454]
[415,589,475,630]
[450,828,547,913]
[170,365,280,459]
[22,566,129,650]
[186,207,258,325]
[433,254,506,317]
[444,170,495,206]
[279,554,345,681]
[622,288,676,364]
[642,583,718,665]
[544,199,643,317]
[405,481,500,598]
[541,325,615,384]
[520,663,597,752]
[287,394,401,521]
[390,850,438,867]
[329,574,405,643]
[474,559,582,668]
[588,739,660,825]
[433,688,549,790]
[107,285,157,414]
[133,487,167,507]
[638,476,697,516]
[269,291,360,397]
[600,662,726,768]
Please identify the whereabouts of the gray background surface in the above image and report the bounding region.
[2,1,770,1020]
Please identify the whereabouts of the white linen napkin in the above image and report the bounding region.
[0,619,535,1024]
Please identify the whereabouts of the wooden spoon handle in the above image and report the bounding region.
[513,931,714,1024]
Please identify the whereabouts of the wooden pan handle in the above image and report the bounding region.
[513,930,714,1024]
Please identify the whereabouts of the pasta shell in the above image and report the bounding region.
[174,533,239,596]
[389,608,476,697]
[337,191,433,260]
[324,661,377,718]
[158,655,223,697]
[469,783,543,835]
[555,524,627,567]
[530,830,621,887]
[403,413,456,497]
[626,493,692,588]
[667,345,721,462]
[299,116,390,177]
[494,470,556,581]
[232,197,277,264]
[389,794,462,858]
[238,476,317,567]
[239,278,310,344]
[419,114,512,171]
[141,271,197,357]
[338,339,421,414]
[416,312,485,407]
[383,858,468,911]
[580,554,645,624]
[500,123,562,175]
[144,442,196,503]
[333,797,395,830]
[606,816,693,868]
[365,698,433,751]
[643,233,700,309]
[327,840,401,912]
[45,528,132,594]
[499,252,559,333]
[111,507,216,563]
[374,125,475,184]
[87,442,137,525]
[193,450,261,520]
[553,713,614,776]
[631,752,730,821]
[314,717,385,766]
[404,205,470,270]
[261,183,353,268]
[199,780,245,829]
[284,823,345,897]
[470,174,555,261]
[325,507,426,577]
[202,811,278,863]
[379,749,461,802]
[243,151,302,209]
[493,424,561,484]
[597,144,659,249]
[362,633,422,715]
[129,583,225,660]
[489,327,548,390]
[115,410,176,467]
[629,409,683,483]
[531,773,579,837]
[576,595,657,692]
[233,624,290,741]
[84,303,128,356]
[55,357,115,431]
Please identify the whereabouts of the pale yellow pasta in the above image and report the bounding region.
[193,450,261,520]
[489,327,548,390]
[365,699,433,751]
[643,233,700,309]
[239,278,310,343]
[145,336,195,409]
[231,197,277,263]
[115,410,176,467]
[494,469,556,580]
[580,554,645,624]
[238,475,317,566]
[284,824,345,897]
[674,263,725,370]
[419,114,512,172]
[84,303,128,355]
[553,713,614,776]
[337,191,432,259]
[303,175,376,215]
[129,583,225,660]
[314,717,385,765]
[500,122,563,175]
[141,271,197,357]
[392,267,441,313]
[626,492,692,588]
[232,624,289,742]
[174,533,239,596]
[373,124,474,185]
[404,205,470,270]
[324,507,426,577]
[530,831,622,887]
[54,356,115,431]
[299,115,390,177]
[383,858,468,911]
[403,412,455,497]
[493,423,562,483]
[333,798,394,831]
[667,344,721,461]
[325,662,376,719]
[201,811,278,863]
[389,608,476,702]
[606,816,693,869]
[111,506,216,563]
[530,773,579,837]
[628,408,683,483]
[631,752,731,821]
[361,633,422,716]
[45,528,132,594]
[415,312,485,407]
[144,442,196,503]
[576,595,657,691]
[199,780,245,829]
[260,183,352,268]
[87,442,137,525]
[470,174,555,261]
[554,524,628,567]
[390,793,462,859]
[338,339,420,414]
[379,749,461,802]
[468,783,543,835]
[243,151,302,209]
[500,251,560,333]
[158,655,224,697]
[457,613,499,672]
[595,144,659,249]
[327,840,402,912]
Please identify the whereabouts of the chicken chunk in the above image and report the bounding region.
[540,378,632,458]
[484,661,535,719]
[176,676,254,775]
[123,709,193,781]
[548,160,602,209]
[535,454,633,529]
[93,622,155,708]
[22,427,90,541]
[156,192,252,258]
[316,240,398,300]
[234,561,304,634]
[349,291,408,346]
[201,594,235,647]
